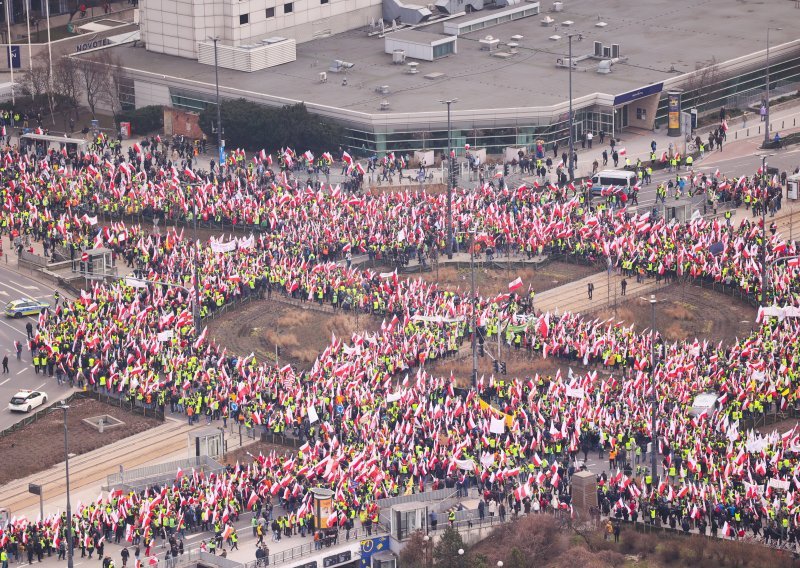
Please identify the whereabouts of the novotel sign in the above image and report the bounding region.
[76,36,111,52]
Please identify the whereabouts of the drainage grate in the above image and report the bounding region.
[82,414,125,432]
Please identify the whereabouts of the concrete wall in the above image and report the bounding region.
[625,92,660,130]
[141,0,381,59]
[163,107,204,138]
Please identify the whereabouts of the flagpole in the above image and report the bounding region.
[649,295,657,486]
[5,0,14,105]
[24,0,31,71]
[470,227,477,389]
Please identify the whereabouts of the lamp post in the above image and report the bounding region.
[209,36,224,174]
[60,403,74,568]
[566,33,582,181]
[423,535,432,567]
[458,548,465,567]
[764,27,783,146]
[649,295,657,484]
[760,154,774,306]
[440,99,458,259]
[470,228,477,389]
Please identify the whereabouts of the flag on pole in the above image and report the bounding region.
[508,277,523,293]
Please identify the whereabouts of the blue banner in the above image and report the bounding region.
[360,536,390,567]
[7,46,20,69]
[613,83,663,106]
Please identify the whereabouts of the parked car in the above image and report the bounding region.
[8,390,48,412]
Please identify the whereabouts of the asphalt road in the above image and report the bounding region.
[0,260,70,431]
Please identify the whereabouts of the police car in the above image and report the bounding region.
[4,298,49,318]
[8,390,48,412]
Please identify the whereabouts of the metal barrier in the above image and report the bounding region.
[158,547,245,568]
[106,455,225,488]
[247,527,385,568]
[90,389,166,421]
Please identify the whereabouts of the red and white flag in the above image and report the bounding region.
[508,277,523,293]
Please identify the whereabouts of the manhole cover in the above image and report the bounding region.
[82,414,124,431]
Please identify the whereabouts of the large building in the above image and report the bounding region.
[94,0,800,154]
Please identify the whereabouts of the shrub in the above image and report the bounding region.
[657,540,682,565]
[116,105,164,135]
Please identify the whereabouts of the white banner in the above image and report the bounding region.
[746,437,770,453]
[210,239,237,254]
[238,234,255,249]
[411,315,465,323]
[307,405,319,424]
[386,391,404,403]
[455,459,476,472]
[480,453,495,469]
[768,478,790,491]
[489,416,506,434]
[566,386,585,399]
[157,330,173,342]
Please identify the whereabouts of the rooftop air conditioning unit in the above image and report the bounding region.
[611,43,620,58]
[593,41,602,57]
[602,46,611,58]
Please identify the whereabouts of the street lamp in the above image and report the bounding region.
[649,295,657,485]
[423,535,432,567]
[469,227,477,389]
[760,154,775,306]
[566,33,582,182]
[209,36,224,174]
[439,99,458,259]
[60,403,74,568]
[764,27,783,146]
[497,562,504,567]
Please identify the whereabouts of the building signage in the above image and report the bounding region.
[613,83,663,107]
[76,35,111,53]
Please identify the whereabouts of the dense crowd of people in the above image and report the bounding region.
[1,139,800,562]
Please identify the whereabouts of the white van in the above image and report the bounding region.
[590,169,637,198]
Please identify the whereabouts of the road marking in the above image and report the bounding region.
[9,280,39,291]
[0,318,27,337]
[0,378,10,386]
[0,290,8,297]
[17,367,28,375]
[0,280,38,298]
[35,382,47,390]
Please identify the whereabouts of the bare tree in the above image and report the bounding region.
[683,57,720,113]
[99,51,126,122]
[75,53,111,118]
[52,56,82,122]
[23,52,51,99]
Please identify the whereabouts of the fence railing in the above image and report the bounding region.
[106,455,225,488]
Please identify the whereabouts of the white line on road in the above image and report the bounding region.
[0,378,10,386]
[9,280,39,291]
[35,382,47,390]
[0,281,37,298]
[17,367,29,375]
[0,318,27,337]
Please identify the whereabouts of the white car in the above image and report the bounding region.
[9,390,48,413]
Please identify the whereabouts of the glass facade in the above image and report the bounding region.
[170,89,216,113]
[654,56,800,127]
[342,108,615,157]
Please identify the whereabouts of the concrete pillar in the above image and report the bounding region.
[570,470,597,519]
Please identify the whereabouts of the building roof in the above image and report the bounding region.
[104,0,797,120]
[387,29,454,45]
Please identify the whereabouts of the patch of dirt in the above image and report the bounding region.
[432,282,756,387]
[417,260,598,298]
[432,347,616,388]
[206,299,381,370]
[592,282,757,345]
[0,397,162,485]
[222,440,295,468]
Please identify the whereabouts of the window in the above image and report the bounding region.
[239,13,249,24]
[321,0,328,4]
[117,76,136,111]
[284,2,293,12]
[265,6,275,17]
[636,107,646,120]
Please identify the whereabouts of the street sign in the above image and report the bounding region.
[28,483,41,496]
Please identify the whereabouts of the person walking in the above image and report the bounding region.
[587,282,594,300]
[2,354,8,374]
[621,279,628,296]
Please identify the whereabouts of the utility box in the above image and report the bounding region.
[788,173,800,201]
[571,470,597,519]
[188,427,224,460]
